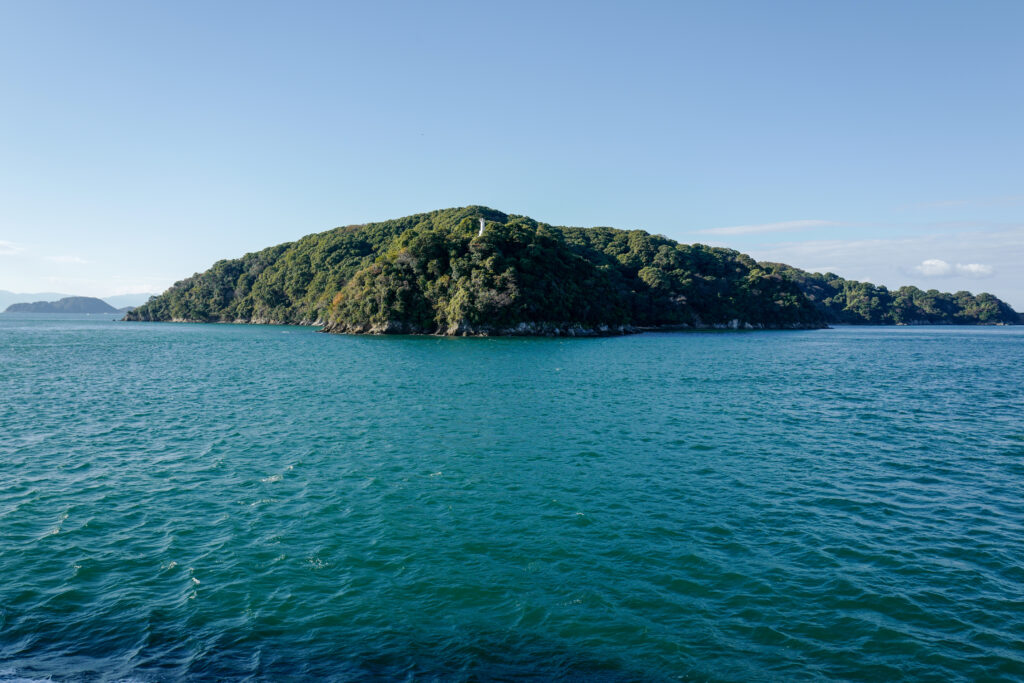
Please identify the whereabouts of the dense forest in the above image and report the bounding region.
[761,263,1018,325]
[125,207,1019,334]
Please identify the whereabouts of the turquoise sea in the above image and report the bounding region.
[1,314,1022,681]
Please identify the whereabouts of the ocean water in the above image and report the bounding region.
[1,314,1023,681]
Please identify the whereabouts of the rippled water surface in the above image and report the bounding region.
[2,315,1023,681]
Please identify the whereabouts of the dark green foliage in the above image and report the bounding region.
[553,225,822,327]
[330,212,823,332]
[762,263,1019,325]
[127,207,508,324]
[126,207,1018,332]
[330,217,631,333]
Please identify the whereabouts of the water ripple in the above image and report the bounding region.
[1,318,1023,680]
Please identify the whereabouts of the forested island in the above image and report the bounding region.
[5,296,122,314]
[125,207,1019,334]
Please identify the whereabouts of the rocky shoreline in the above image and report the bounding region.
[131,316,827,336]
[321,318,828,337]
[129,314,1024,335]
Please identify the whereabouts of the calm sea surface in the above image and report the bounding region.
[1,315,1022,681]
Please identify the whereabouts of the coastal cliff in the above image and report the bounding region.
[124,206,1018,334]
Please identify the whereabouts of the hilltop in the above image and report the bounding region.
[124,207,1018,334]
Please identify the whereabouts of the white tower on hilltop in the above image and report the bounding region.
[478,217,485,237]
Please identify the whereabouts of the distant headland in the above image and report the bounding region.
[5,296,130,314]
[124,207,1019,335]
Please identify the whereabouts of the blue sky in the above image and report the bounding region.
[2,1,1022,306]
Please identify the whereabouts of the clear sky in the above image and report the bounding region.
[2,1,1022,307]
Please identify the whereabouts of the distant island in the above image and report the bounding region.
[5,296,130,314]
[124,206,1019,334]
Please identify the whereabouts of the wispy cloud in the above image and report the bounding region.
[698,219,838,236]
[45,255,89,264]
[0,240,25,256]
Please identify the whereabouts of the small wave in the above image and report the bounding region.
[45,511,70,537]
[307,556,329,570]
[0,670,54,683]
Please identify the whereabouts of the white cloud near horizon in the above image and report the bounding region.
[914,259,953,276]
[955,262,995,277]
[698,219,838,236]
[912,259,995,277]
[741,224,1024,308]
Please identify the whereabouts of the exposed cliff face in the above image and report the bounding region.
[124,206,1018,333]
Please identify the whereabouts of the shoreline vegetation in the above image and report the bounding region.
[124,206,1019,336]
